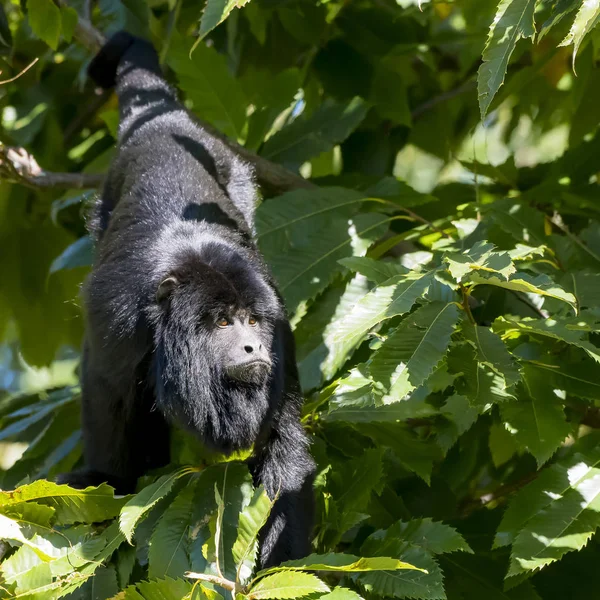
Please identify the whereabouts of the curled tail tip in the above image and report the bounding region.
[87,31,138,89]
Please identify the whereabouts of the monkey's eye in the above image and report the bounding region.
[216,317,230,327]
[248,316,257,326]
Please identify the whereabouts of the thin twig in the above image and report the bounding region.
[0,58,39,84]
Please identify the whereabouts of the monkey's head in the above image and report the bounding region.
[149,241,283,452]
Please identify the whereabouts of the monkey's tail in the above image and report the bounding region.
[88,31,178,141]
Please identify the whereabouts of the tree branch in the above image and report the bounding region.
[0,145,104,190]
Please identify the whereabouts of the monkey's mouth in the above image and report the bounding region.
[225,359,271,384]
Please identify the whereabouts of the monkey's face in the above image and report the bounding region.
[210,311,273,385]
[151,267,281,452]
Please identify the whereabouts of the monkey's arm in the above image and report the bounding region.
[250,412,315,569]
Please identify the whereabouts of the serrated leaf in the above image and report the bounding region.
[27,0,61,49]
[233,486,273,582]
[524,356,600,401]
[262,97,368,166]
[332,271,436,352]
[358,546,443,600]
[256,188,365,246]
[507,454,600,577]
[448,343,516,407]
[339,257,408,284]
[148,481,196,579]
[268,212,389,313]
[495,449,600,548]
[478,0,537,117]
[262,553,423,575]
[248,571,329,599]
[500,378,569,467]
[539,0,578,39]
[333,449,385,515]
[320,588,364,600]
[488,199,547,247]
[167,33,246,140]
[562,271,600,309]
[494,315,600,363]
[463,322,521,387]
[0,481,126,525]
[370,302,462,401]
[445,241,515,283]
[386,519,473,556]
[125,576,193,600]
[360,424,440,484]
[470,272,576,307]
[559,0,600,69]
[297,274,371,391]
[0,514,55,559]
[120,468,191,543]
[437,394,479,453]
[198,0,251,40]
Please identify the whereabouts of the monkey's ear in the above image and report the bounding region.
[156,276,178,303]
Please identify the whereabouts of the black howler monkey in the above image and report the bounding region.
[58,32,315,569]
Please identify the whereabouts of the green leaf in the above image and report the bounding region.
[448,343,516,408]
[260,553,424,576]
[248,571,329,599]
[0,514,55,559]
[167,33,246,140]
[120,468,191,543]
[339,257,408,284]
[319,588,364,600]
[60,5,78,42]
[494,315,600,363]
[369,302,462,401]
[506,450,600,577]
[261,98,369,166]
[268,212,389,313]
[360,424,440,484]
[214,463,254,582]
[256,187,364,247]
[233,486,273,582]
[332,271,437,354]
[559,0,600,69]
[478,0,537,117]
[198,0,252,40]
[148,480,196,579]
[384,519,473,556]
[0,480,126,525]
[463,322,521,387]
[539,0,578,39]
[495,448,600,548]
[49,236,93,273]
[500,377,569,467]
[333,449,385,515]
[444,241,515,283]
[297,274,371,391]
[437,394,479,453]
[126,576,193,600]
[488,199,547,248]
[358,546,443,600]
[470,272,577,307]
[27,0,61,50]
[524,356,600,401]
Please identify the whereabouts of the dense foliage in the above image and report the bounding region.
[2,0,600,598]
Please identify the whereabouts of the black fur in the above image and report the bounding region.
[58,32,315,568]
